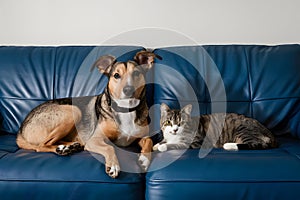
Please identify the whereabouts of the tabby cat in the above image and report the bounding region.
[153,103,277,152]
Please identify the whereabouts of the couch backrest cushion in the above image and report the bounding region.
[0,46,144,134]
[153,45,300,138]
[1,45,300,139]
[0,47,56,134]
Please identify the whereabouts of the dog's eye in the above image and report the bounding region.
[113,73,121,79]
[132,71,141,77]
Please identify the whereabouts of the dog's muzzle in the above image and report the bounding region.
[123,86,135,97]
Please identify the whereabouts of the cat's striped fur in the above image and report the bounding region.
[153,103,278,152]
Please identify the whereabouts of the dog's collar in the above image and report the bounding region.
[111,99,139,113]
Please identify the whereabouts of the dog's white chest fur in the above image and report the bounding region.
[114,111,148,147]
[111,98,148,146]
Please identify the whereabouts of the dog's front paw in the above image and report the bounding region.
[106,160,120,178]
[158,144,167,152]
[138,153,151,172]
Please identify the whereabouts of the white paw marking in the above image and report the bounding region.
[261,136,270,143]
[152,144,159,151]
[57,145,65,151]
[158,144,167,152]
[108,164,120,178]
[139,154,150,171]
[223,143,239,151]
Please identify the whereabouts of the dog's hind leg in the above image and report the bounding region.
[18,105,84,155]
[17,132,81,156]
[37,142,84,156]
[37,106,83,155]
[37,128,83,156]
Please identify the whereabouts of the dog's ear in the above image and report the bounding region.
[134,50,162,71]
[91,55,116,75]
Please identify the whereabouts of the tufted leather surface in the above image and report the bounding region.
[0,46,145,134]
[153,45,300,137]
[0,45,300,199]
[0,133,145,200]
[0,46,146,199]
[147,44,300,199]
[147,136,300,199]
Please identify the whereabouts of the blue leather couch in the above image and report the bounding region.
[0,45,300,199]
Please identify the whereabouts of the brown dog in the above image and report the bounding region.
[16,50,161,178]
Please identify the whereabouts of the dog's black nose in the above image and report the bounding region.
[123,86,135,97]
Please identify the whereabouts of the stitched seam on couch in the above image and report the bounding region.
[153,97,300,103]
[0,179,143,184]
[147,180,300,183]
[281,148,300,160]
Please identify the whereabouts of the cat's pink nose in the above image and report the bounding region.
[173,126,179,132]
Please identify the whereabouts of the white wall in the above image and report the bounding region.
[0,0,299,47]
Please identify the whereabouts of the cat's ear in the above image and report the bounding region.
[181,104,192,115]
[160,103,170,118]
[161,103,170,112]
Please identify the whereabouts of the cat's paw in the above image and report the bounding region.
[158,144,167,152]
[152,144,159,151]
[223,143,239,151]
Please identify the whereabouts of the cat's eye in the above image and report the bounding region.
[114,73,121,79]
[164,120,172,126]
